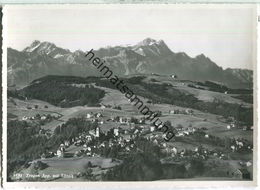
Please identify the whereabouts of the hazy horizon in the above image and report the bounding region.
[5,5,254,69]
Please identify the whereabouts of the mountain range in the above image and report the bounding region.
[7,38,253,88]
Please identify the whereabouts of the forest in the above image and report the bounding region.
[7,118,98,180]
[19,76,105,107]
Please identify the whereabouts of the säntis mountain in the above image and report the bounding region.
[7,38,253,88]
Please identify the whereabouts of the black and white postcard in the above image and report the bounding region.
[1,4,258,188]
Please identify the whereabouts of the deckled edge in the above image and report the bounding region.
[1,5,3,189]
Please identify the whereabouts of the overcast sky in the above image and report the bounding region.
[5,5,254,69]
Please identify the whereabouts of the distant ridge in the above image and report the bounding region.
[7,38,253,88]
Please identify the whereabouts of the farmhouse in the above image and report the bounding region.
[150,126,155,132]
[89,130,96,136]
[183,131,190,136]
[176,125,184,131]
[86,113,93,119]
[41,153,46,159]
[22,116,28,121]
[57,148,64,158]
[246,161,252,167]
[64,140,70,147]
[113,128,119,137]
[169,110,175,114]
[185,109,193,115]
[95,113,102,118]
[41,115,47,120]
[176,132,184,137]
[60,144,65,151]
[98,120,104,125]
[85,135,92,141]
[95,126,100,137]
[139,118,145,124]
[172,147,178,155]
[119,117,129,124]
[171,74,177,79]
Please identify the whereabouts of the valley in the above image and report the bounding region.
[7,74,253,181]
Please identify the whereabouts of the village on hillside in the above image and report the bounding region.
[7,74,253,181]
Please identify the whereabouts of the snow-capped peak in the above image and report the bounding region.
[23,40,41,52]
[138,38,157,46]
[23,40,71,56]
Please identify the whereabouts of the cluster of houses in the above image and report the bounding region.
[145,132,233,161]
[227,123,253,131]
[169,109,194,115]
[22,116,36,121]
[230,139,253,152]
[49,109,253,161]
[86,112,103,119]
[22,114,47,121]
[113,117,131,124]
[51,117,176,159]
[36,111,253,181]
[26,104,49,110]
[49,111,223,160]
[174,125,197,137]
[36,109,253,180]
[226,123,236,130]
[22,113,60,122]
[52,125,142,158]
[85,113,145,126]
